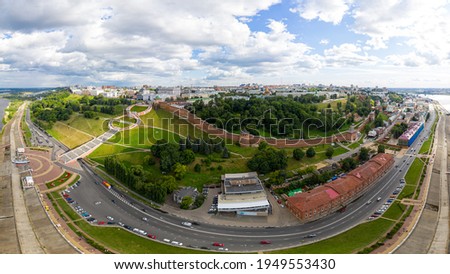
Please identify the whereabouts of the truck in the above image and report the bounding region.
[102,181,111,189]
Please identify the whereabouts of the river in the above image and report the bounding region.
[424,94,450,113]
[0,98,10,131]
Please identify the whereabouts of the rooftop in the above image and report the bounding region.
[287,153,394,215]
[399,122,423,140]
[222,172,264,194]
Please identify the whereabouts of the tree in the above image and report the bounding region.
[359,147,370,162]
[325,146,334,159]
[378,145,385,154]
[193,194,205,208]
[180,149,195,165]
[144,155,156,166]
[173,163,187,180]
[306,147,316,158]
[180,196,193,209]
[392,122,408,138]
[293,148,305,161]
[258,141,269,151]
[374,113,384,127]
[222,146,230,158]
[247,148,287,174]
[83,111,95,118]
[194,163,201,172]
[341,157,357,172]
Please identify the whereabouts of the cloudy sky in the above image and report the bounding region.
[1,0,450,88]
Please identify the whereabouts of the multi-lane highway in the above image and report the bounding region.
[56,106,437,252]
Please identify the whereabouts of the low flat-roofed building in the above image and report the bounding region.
[22,176,34,189]
[218,172,270,216]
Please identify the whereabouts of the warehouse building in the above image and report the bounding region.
[286,153,394,222]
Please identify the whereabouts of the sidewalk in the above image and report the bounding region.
[376,107,443,254]
[41,194,102,254]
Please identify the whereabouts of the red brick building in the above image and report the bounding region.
[286,153,394,222]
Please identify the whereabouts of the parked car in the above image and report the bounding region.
[260,240,271,244]
[212,242,224,247]
[106,216,114,221]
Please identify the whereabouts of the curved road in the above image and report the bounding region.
[34,106,437,252]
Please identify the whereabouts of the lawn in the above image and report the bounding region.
[270,218,394,254]
[397,185,416,200]
[112,120,128,128]
[108,126,181,148]
[130,105,149,113]
[419,135,433,154]
[348,135,365,149]
[405,158,424,187]
[140,109,206,139]
[90,150,250,190]
[88,143,142,158]
[45,171,73,189]
[316,98,347,111]
[382,201,406,220]
[61,113,111,136]
[21,115,32,147]
[48,122,93,149]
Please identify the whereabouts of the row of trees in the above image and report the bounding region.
[104,156,177,203]
[179,137,227,157]
[187,96,358,138]
[151,140,195,173]
[30,90,134,128]
[247,147,288,174]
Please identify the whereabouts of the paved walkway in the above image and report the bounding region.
[59,129,117,163]
[429,113,449,253]
[382,105,446,254]
[9,106,45,253]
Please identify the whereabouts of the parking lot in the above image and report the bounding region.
[368,178,406,220]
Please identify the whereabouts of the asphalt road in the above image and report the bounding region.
[60,107,436,252]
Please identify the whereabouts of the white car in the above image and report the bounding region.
[181,222,192,227]
[106,216,114,221]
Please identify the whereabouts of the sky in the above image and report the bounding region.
[1,0,450,88]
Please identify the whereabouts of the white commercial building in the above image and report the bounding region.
[218,172,270,216]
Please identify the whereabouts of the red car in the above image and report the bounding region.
[98,221,105,225]
[147,234,156,239]
[63,194,70,198]
[260,240,271,244]
[212,242,224,247]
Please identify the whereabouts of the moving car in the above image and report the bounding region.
[260,240,271,244]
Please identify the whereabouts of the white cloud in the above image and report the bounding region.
[319,39,329,45]
[324,43,379,66]
[351,0,450,65]
[198,19,323,79]
[290,0,353,25]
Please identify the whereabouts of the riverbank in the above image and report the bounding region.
[0,98,10,132]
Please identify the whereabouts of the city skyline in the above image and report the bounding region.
[1,0,450,88]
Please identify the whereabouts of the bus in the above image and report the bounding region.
[102,181,111,189]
